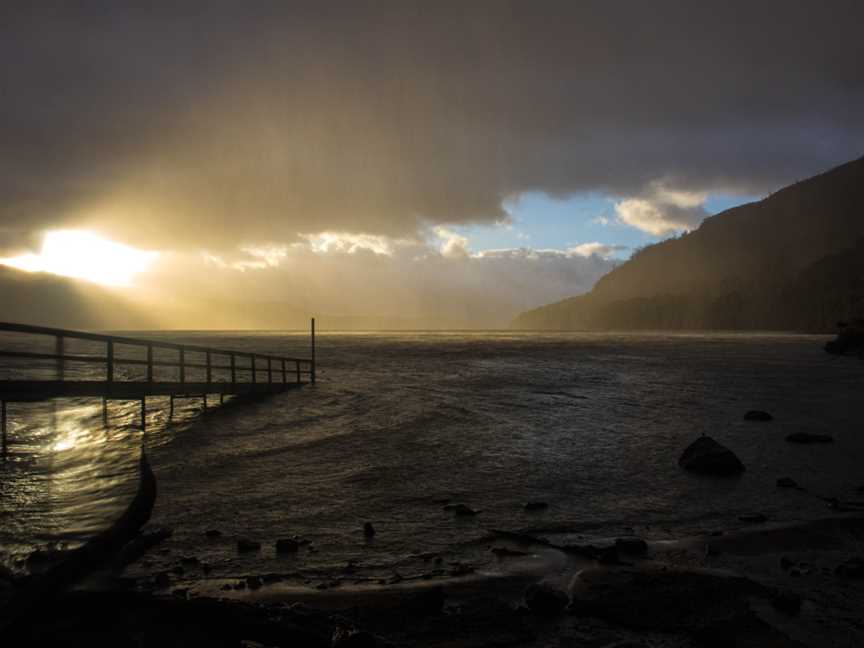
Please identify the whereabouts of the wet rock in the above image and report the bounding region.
[834,557,864,578]
[332,626,378,648]
[679,436,745,475]
[786,432,834,444]
[246,576,263,589]
[443,503,478,516]
[450,562,475,577]
[772,590,802,615]
[237,537,261,553]
[204,529,222,538]
[276,538,300,554]
[776,477,799,488]
[363,522,376,538]
[491,546,529,558]
[738,513,768,524]
[614,538,648,555]
[744,410,773,421]
[524,582,569,615]
[524,501,548,511]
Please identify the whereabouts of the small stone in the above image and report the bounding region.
[744,410,773,421]
[246,576,263,589]
[443,503,478,516]
[237,537,261,553]
[738,513,768,523]
[154,572,171,588]
[204,529,222,538]
[450,562,475,577]
[180,556,200,566]
[363,522,376,538]
[776,477,799,488]
[780,556,794,570]
[524,501,549,511]
[276,538,300,554]
[524,582,569,615]
[332,627,378,648]
[614,537,648,554]
[786,432,834,444]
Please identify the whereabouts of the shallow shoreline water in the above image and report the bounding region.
[2,332,862,584]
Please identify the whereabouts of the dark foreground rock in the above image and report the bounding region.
[524,582,568,615]
[568,566,784,641]
[786,432,834,444]
[679,436,745,475]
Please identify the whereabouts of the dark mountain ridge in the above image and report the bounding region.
[513,156,864,331]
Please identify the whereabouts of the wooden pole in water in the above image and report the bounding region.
[311,317,316,384]
[1,400,7,457]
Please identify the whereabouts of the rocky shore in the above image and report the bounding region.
[3,511,864,647]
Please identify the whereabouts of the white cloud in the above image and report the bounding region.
[568,242,627,259]
[615,183,709,235]
[434,227,470,259]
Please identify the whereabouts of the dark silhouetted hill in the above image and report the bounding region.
[513,156,864,331]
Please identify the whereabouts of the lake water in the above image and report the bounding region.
[1,332,861,582]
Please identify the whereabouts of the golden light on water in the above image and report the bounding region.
[0,230,158,287]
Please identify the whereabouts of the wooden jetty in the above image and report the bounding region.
[0,320,316,455]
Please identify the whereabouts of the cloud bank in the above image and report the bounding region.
[1,1,862,253]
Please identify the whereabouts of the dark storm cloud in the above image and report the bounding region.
[1,1,863,251]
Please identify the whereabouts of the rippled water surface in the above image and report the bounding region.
[1,332,862,578]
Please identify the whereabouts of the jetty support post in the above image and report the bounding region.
[1,400,7,458]
[311,317,316,384]
[140,397,146,431]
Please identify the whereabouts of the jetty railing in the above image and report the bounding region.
[0,320,316,454]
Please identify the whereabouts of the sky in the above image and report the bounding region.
[1,1,862,328]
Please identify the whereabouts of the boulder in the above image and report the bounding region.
[524,582,569,615]
[786,432,834,444]
[744,410,773,421]
[679,436,745,475]
[825,320,864,355]
[363,522,376,538]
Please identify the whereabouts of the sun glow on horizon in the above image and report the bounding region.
[0,230,158,287]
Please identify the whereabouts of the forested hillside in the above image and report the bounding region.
[513,156,864,331]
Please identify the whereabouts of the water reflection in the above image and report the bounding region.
[0,398,143,573]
